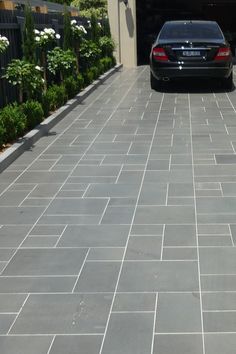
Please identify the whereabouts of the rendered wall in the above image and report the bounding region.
[108,0,137,67]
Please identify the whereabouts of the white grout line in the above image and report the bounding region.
[53,225,67,248]
[151,293,158,354]
[46,336,56,354]
[71,249,90,293]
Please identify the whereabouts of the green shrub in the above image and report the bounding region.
[0,120,6,148]
[90,66,99,80]
[76,73,84,91]
[64,76,78,99]
[21,100,44,129]
[100,57,113,72]
[83,70,94,86]
[79,39,102,71]
[42,84,67,116]
[99,36,115,58]
[0,103,27,143]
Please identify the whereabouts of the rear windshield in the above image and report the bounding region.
[159,22,224,40]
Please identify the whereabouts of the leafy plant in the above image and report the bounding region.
[72,0,107,18]
[0,35,9,54]
[0,120,6,148]
[64,76,78,99]
[42,84,67,115]
[0,103,27,142]
[4,60,43,103]
[90,13,101,43]
[22,5,36,63]
[34,28,60,48]
[76,73,84,90]
[47,47,77,81]
[79,39,101,70]
[99,36,115,57]
[21,100,44,129]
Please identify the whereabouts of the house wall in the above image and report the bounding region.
[108,0,137,67]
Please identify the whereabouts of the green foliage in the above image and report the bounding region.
[34,28,60,48]
[76,73,84,90]
[42,84,67,116]
[47,0,71,5]
[47,47,77,80]
[90,13,100,43]
[21,100,44,130]
[79,39,102,70]
[0,120,6,147]
[63,6,73,50]
[72,0,107,17]
[83,69,94,86]
[0,35,9,54]
[100,56,113,70]
[64,76,78,99]
[0,103,27,143]
[90,66,99,80]
[4,60,43,102]
[99,36,115,57]
[22,5,36,63]
[102,17,111,37]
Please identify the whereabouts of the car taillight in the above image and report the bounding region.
[152,47,168,61]
[214,47,231,61]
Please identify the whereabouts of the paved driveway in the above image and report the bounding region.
[1,67,236,353]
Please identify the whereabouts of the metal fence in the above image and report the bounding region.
[0,9,85,107]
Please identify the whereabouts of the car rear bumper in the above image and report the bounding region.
[151,63,232,80]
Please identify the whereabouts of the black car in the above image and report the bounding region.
[150,20,233,90]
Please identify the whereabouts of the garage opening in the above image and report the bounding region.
[136,0,236,65]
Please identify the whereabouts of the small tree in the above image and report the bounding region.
[90,12,100,43]
[47,47,77,81]
[63,6,73,50]
[22,5,36,63]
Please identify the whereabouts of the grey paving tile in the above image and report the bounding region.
[0,207,45,225]
[0,225,31,247]
[196,197,236,214]
[0,276,76,293]
[139,183,167,205]
[153,334,203,354]
[0,336,52,354]
[11,294,112,334]
[198,235,232,246]
[204,333,236,354]
[28,184,61,198]
[58,225,129,247]
[74,262,120,292]
[144,170,193,183]
[46,198,107,215]
[215,155,236,164]
[87,248,124,261]
[16,171,69,184]
[162,247,197,260]
[203,311,236,332]
[38,214,101,224]
[113,293,156,312]
[101,313,153,354]
[168,183,193,197]
[198,224,230,235]
[199,248,236,274]
[21,236,58,247]
[49,335,102,354]
[125,236,162,260]
[71,165,120,177]
[134,206,195,224]
[108,197,137,206]
[85,183,140,198]
[2,249,88,276]
[101,206,134,224]
[118,261,199,292]
[155,293,202,333]
[0,191,31,206]
[201,274,236,291]
[0,294,27,312]
[131,224,163,235]
[29,224,65,236]
[202,292,236,311]
[117,171,143,184]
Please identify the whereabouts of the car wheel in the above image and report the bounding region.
[150,72,160,90]
[223,72,233,91]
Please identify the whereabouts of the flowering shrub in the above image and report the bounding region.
[47,47,77,80]
[4,60,43,102]
[71,20,87,40]
[79,39,102,70]
[34,28,60,47]
[0,35,9,53]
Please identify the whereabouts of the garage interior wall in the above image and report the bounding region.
[108,0,137,67]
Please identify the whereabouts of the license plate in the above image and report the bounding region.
[182,50,201,56]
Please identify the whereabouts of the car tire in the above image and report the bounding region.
[223,72,233,91]
[150,72,160,90]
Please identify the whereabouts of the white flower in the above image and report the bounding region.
[55,34,60,39]
[34,29,40,34]
[44,28,53,34]
[42,78,45,83]
[2,36,8,41]
[35,36,40,41]
[43,35,48,39]
[35,66,41,71]
[40,31,45,35]
[98,22,102,28]
[79,25,87,34]
[71,20,77,25]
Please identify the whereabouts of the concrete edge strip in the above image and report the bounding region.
[0,64,123,173]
